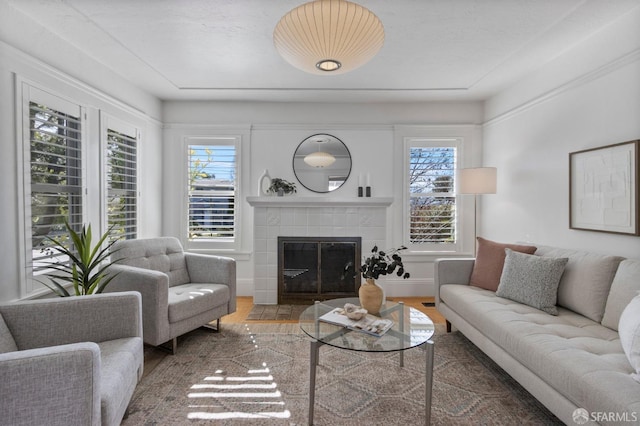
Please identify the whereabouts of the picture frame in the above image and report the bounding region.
[569,140,639,235]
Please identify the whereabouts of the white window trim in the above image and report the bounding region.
[392,125,479,257]
[403,137,461,253]
[182,135,242,252]
[100,112,140,241]
[15,73,150,300]
[18,82,88,298]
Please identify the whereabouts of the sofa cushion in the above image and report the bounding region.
[469,237,537,291]
[440,284,640,417]
[619,294,640,382]
[98,337,144,425]
[0,314,17,353]
[167,284,230,323]
[112,237,191,286]
[496,249,567,315]
[602,259,640,331]
[534,245,624,322]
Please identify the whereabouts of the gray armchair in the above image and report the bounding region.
[106,237,236,354]
[0,291,143,426]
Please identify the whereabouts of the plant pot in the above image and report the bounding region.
[359,278,384,316]
[277,188,284,196]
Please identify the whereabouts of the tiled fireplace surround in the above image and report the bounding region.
[247,197,393,304]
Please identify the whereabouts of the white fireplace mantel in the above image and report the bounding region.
[249,195,392,304]
[246,196,393,208]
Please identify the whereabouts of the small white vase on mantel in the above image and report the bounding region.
[258,169,271,196]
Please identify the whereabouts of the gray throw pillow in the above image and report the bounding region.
[496,249,568,315]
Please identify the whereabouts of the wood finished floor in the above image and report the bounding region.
[222,296,446,324]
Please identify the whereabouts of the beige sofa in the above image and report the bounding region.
[435,245,640,425]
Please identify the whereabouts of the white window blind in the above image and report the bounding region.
[187,143,237,242]
[106,128,137,241]
[28,101,83,272]
[408,145,457,244]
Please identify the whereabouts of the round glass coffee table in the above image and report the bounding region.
[299,297,436,425]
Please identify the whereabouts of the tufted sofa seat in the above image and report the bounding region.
[106,237,236,353]
[436,246,640,425]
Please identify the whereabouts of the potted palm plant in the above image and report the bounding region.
[39,221,119,296]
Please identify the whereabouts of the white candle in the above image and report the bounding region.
[366,173,371,187]
[358,173,363,187]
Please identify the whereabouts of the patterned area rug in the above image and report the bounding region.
[123,324,562,425]
[246,304,310,321]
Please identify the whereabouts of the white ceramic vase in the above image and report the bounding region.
[259,169,271,196]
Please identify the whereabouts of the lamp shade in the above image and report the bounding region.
[457,167,497,194]
[304,151,336,168]
[273,0,384,75]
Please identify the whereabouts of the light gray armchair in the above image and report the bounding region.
[0,291,143,426]
[106,237,236,354]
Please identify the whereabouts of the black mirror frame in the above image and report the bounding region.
[292,133,352,193]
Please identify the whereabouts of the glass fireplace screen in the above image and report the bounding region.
[278,236,361,304]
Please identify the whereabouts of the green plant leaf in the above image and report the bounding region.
[38,277,71,297]
[38,221,120,296]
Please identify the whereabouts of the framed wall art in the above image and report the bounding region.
[569,140,639,235]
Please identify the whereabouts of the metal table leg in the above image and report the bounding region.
[399,302,405,367]
[309,339,321,425]
[424,340,435,425]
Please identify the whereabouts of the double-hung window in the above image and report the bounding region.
[24,88,84,292]
[105,118,138,242]
[21,84,141,297]
[405,139,459,252]
[186,137,239,248]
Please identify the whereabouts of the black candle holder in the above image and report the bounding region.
[358,186,363,197]
[366,186,371,197]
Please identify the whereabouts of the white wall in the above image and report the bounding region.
[11,0,635,301]
[162,103,484,297]
[482,8,640,259]
[0,6,163,302]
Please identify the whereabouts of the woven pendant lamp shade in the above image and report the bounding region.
[304,151,336,167]
[273,0,385,75]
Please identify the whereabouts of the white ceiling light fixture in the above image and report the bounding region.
[304,139,336,168]
[273,0,385,75]
[304,151,336,167]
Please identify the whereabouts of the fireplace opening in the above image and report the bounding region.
[278,236,361,304]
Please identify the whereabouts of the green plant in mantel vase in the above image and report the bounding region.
[39,221,120,297]
[359,245,410,315]
[267,178,297,196]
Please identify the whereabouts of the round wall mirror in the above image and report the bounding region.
[293,134,352,193]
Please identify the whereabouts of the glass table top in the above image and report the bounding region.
[299,297,435,352]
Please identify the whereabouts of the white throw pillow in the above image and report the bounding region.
[618,294,640,382]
